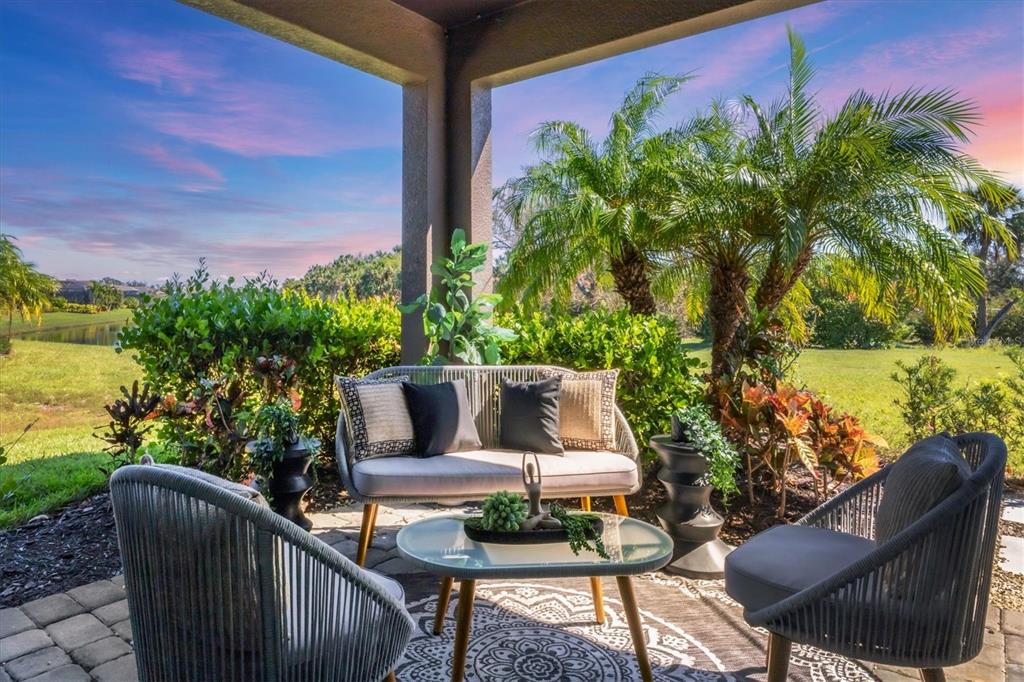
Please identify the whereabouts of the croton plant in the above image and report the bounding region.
[715,380,884,519]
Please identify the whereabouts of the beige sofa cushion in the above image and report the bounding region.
[351,448,638,498]
[538,368,618,450]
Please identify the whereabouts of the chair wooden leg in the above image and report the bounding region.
[356,502,378,567]
[384,672,396,682]
[433,576,454,635]
[589,576,605,624]
[919,669,946,682]
[613,495,629,516]
[766,632,791,682]
[581,496,592,512]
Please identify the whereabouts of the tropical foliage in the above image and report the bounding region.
[892,352,1024,463]
[400,228,515,365]
[495,74,690,314]
[0,234,57,344]
[502,308,704,461]
[118,263,400,478]
[659,29,1015,379]
[671,404,740,502]
[89,281,124,311]
[954,185,1024,344]
[715,381,883,517]
[94,381,161,475]
[288,247,401,301]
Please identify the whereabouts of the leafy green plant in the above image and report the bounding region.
[549,504,609,559]
[399,228,514,365]
[246,399,305,482]
[119,261,400,478]
[95,381,161,476]
[501,308,703,464]
[89,281,123,311]
[671,405,739,503]
[891,356,957,441]
[479,490,528,531]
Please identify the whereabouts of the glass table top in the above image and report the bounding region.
[396,512,674,580]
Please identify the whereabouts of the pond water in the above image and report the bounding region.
[17,322,125,346]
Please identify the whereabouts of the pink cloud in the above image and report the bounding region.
[135,143,223,183]
[103,31,395,158]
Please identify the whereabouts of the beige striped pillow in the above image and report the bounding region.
[538,368,618,450]
[337,375,416,461]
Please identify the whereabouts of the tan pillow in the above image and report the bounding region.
[337,376,416,461]
[538,368,618,450]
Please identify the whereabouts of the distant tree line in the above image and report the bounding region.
[286,247,401,301]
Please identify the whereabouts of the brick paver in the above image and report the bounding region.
[2,501,1020,682]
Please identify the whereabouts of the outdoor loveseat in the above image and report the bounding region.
[334,365,641,566]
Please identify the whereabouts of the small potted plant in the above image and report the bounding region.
[247,399,319,530]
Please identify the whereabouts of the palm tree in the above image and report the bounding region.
[495,74,692,314]
[0,233,57,341]
[953,184,1023,344]
[659,28,1015,379]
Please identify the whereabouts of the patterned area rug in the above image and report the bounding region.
[392,573,877,682]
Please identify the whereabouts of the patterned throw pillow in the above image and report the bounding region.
[537,368,618,450]
[337,375,417,462]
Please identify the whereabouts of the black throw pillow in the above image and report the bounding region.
[500,377,564,454]
[402,380,482,457]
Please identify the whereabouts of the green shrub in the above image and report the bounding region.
[809,295,910,349]
[118,264,400,478]
[892,352,1024,473]
[501,309,704,464]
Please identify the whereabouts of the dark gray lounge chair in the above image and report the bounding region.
[725,432,1006,682]
[110,459,414,682]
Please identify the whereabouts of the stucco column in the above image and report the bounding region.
[401,80,445,363]
[445,79,494,294]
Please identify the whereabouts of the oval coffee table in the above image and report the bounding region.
[397,512,674,682]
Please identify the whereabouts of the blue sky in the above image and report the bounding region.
[1,0,1021,282]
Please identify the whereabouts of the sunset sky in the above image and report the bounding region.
[2,0,1022,282]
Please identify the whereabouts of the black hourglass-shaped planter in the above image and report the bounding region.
[266,438,318,532]
[649,434,732,578]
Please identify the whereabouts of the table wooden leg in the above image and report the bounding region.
[589,576,605,624]
[616,576,652,682]
[434,576,454,635]
[451,579,476,682]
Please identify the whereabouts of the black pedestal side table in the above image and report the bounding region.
[649,434,733,578]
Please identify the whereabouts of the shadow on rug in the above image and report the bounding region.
[391,573,877,681]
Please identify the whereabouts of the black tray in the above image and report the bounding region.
[463,517,603,545]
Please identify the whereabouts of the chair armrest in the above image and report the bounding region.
[613,407,640,461]
[272,517,415,679]
[797,466,890,539]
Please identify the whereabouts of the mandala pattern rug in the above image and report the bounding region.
[391,573,877,682]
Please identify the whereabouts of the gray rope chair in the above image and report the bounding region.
[725,432,1006,682]
[109,462,414,682]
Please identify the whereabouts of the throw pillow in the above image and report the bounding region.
[402,380,483,456]
[874,433,970,544]
[337,375,417,462]
[538,368,618,450]
[499,377,564,454]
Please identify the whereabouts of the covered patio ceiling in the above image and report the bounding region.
[180,0,814,360]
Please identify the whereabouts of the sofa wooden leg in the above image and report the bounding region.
[766,633,791,682]
[919,669,946,682]
[581,496,592,512]
[356,503,378,567]
[613,495,629,516]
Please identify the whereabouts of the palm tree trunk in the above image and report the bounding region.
[974,235,991,342]
[977,297,1019,345]
[610,246,657,315]
[709,260,751,379]
[754,246,813,313]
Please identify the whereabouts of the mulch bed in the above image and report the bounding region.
[0,493,121,608]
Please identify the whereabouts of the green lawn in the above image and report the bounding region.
[683,338,1019,454]
[5,308,131,336]
[0,339,141,526]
